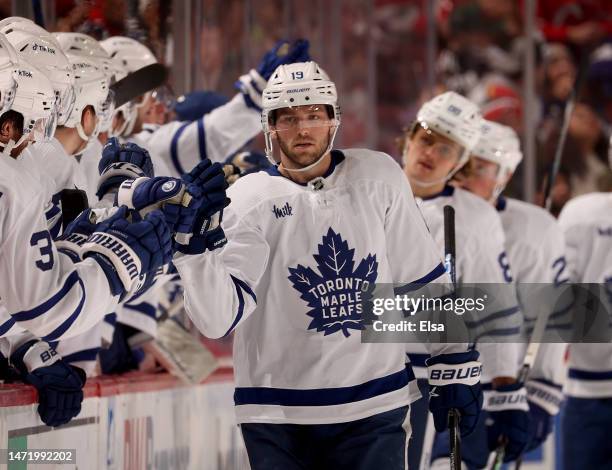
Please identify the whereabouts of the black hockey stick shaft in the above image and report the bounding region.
[543,52,589,212]
[443,205,461,470]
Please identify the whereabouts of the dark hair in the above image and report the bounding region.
[0,110,24,135]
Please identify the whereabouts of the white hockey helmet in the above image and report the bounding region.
[261,61,340,170]
[0,35,56,156]
[471,119,523,200]
[0,17,75,126]
[404,91,482,187]
[100,36,156,137]
[54,32,117,133]
[63,54,111,144]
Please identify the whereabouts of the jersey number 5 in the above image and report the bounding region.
[30,231,54,272]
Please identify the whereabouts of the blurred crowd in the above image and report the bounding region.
[33,0,612,215]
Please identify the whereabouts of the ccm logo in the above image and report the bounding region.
[430,365,482,381]
[88,233,139,279]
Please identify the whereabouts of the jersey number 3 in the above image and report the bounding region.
[30,231,54,272]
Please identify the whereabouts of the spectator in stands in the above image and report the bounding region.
[537,0,612,47]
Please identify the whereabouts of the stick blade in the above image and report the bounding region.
[111,63,168,108]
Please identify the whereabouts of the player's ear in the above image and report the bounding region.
[81,106,96,132]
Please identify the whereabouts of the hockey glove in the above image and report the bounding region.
[11,340,86,427]
[524,379,563,452]
[484,382,530,462]
[55,209,98,262]
[426,350,483,437]
[225,150,272,176]
[176,160,230,254]
[97,138,154,200]
[81,207,172,298]
[235,39,310,110]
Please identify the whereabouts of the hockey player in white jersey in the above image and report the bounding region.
[101,36,310,177]
[453,120,570,464]
[557,163,612,469]
[399,92,525,469]
[172,61,483,469]
[0,39,173,426]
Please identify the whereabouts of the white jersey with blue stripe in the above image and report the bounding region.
[406,186,522,383]
[175,148,467,425]
[497,197,569,386]
[0,154,119,342]
[144,93,261,177]
[558,193,612,398]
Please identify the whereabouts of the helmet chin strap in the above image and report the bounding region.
[278,126,339,174]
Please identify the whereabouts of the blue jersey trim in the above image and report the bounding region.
[407,353,429,368]
[0,317,16,336]
[264,150,346,184]
[12,271,80,321]
[170,121,191,175]
[61,347,100,364]
[421,185,455,201]
[124,301,157,320]
[568,368,612,381]
[394,262,446,295]
[463,305,520,329]
[43,276,86,341]
[234,367,415,407]
[223,275,256,337]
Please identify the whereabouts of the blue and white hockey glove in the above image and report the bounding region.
[235,39,310,111]
[225,150,272,177]
[10,340,86,427]
[176,160,230,255]
[55,209,98,262]
[97,138,154,200]
[484,382,530,462]
[116,176,207,244]
[524,379,563,452]
[81,207,173,298]
[426,350,483,437]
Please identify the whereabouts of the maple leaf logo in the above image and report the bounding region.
[288,228,378,337]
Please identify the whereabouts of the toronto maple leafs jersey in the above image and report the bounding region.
[408,186,522,383]
[558,193,612,398]
[145,93,261,177]
[175,149,468,425]
[497,197,569,385]
[0,154,119,342]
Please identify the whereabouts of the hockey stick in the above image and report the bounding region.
[110,63,169,108]
[542,52,589,212]
[444,205,461,470]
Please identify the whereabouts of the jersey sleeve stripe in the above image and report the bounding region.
[196,118,207,161]
[123,301,157,320]
[234,367,415,407]
[473,326,521,342]
[232,276,257,303]
[61,347,100,364]
[42,276,86,341]
[0,317,16,336]
[394,262,446,295]
[223,275,248,338]
[12,270,80,321]
[463,305,520,329]
[170,122,191,176]
[568,368,612,381]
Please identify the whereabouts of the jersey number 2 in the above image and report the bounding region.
[30,231,54,272]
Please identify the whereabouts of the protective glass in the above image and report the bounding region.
[467,158,501,179]
[57,83,76,126]
[0,78,16,116]
[152,85,175,109]
[411,127,464,160]
[98,88,116,132]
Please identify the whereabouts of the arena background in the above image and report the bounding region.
[1,1,612,469]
